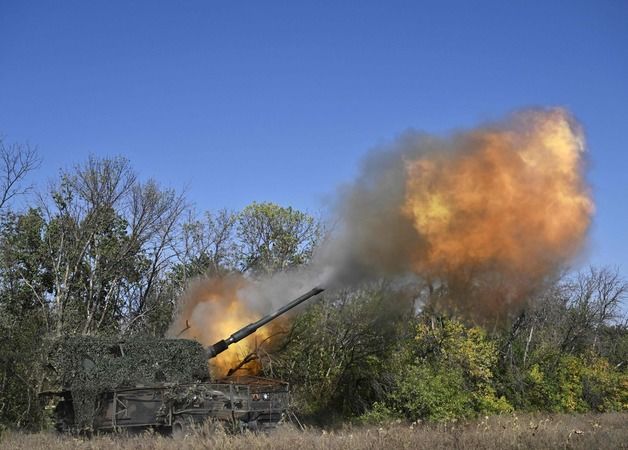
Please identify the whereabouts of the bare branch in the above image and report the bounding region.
[0,138,41,210]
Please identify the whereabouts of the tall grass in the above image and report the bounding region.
[1,412,626,450]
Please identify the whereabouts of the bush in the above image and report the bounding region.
[525,351,628,413]
[392,363,474,421]
[386,318,512,422]
[268,285,414,421]
[357,402,400,425]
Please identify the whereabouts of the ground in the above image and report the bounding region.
[1,412,626,449]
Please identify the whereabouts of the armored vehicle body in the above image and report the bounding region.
[40,288,324,434]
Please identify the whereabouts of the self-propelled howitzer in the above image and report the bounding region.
[206,287,325,359]
[41,287,325,435]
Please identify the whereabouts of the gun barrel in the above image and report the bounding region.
[206,287,324,359]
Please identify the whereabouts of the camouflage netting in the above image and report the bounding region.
[44,336,209,430]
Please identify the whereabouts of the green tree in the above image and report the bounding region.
[497,267,627,411]
[0,209,49,428]
[388,318,512,422]
[524,351,627,412]
[269,283,414,420]
[37,157,186,335]
[236,202,320,276]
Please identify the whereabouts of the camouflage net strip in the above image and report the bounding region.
[45,336,209,430]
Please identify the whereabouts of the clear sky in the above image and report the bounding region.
[1,1,627,274]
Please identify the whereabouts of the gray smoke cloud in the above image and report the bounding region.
[174,108,593,328]
[237,108,593,318]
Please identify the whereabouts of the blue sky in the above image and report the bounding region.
[1,1,627,274]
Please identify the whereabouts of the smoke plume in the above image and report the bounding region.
[167,276,287,376]
[317,108,593,310]
[170,108,594,370]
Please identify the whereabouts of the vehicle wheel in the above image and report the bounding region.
[172,416,194,439]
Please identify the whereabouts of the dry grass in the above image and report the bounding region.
[1,412,627,450]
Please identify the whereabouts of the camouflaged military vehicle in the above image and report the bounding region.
[40,288,324,434]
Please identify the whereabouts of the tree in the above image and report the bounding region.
[0,137,40,211]
[172,209,238,284]
[494,266,628,411]
[0,136,43,428]
[268,282,415,420]
[236,202,320,276]
[33,156,186,335]
[388,318,512,421]
[0,209,49,428]
[560,267,627,355]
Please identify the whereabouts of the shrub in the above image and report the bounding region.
[392,363,474,421]
[387,318,512,422]
[357,402,400,425]
[524,351,628,413]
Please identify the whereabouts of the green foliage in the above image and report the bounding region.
[237,202,320,276]
[388,318,512,422]
[392,363,474,421]
[0,151,626,432]
[413,320,499,385]
[0,209,49,429]
[267,284,414,421]
[357,401,400,425]
[524,351,627,413]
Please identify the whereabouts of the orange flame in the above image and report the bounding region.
[170,108,595,359]
[167,276,278,378]
[333,108,593,310]
[402,109,593,277]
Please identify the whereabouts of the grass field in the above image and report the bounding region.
[1,412,626,449]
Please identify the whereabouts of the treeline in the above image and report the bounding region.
[0,139,626,430]
[268,273,627,424]
[0,141,320,428]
